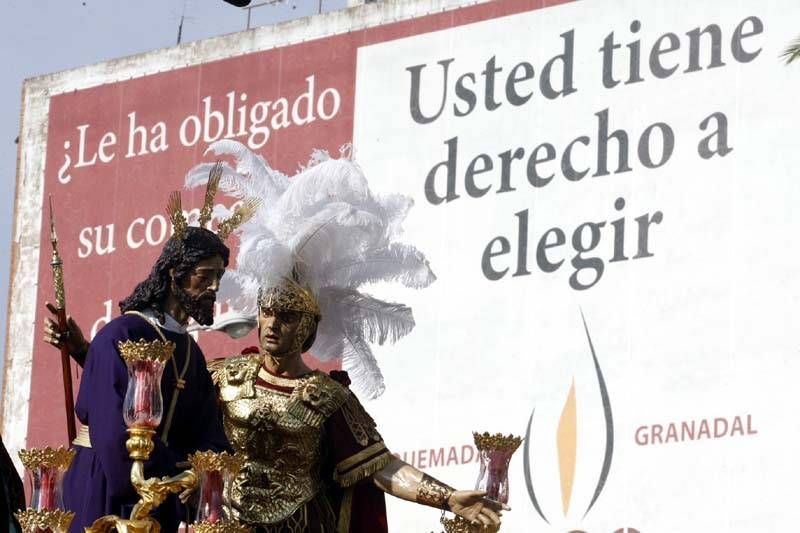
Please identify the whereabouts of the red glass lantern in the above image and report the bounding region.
[441,432,522,533]
[473,432,523,504]
[118,339,175,429]
[15,447,75,533]
[189,451,248,531]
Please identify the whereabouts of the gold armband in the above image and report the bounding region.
[416,474,454,510]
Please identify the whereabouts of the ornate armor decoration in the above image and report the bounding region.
[211,355,350,526]
[257,279,320,319]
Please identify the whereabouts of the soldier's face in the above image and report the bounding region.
[258,308,302,356]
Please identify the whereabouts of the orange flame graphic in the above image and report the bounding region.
[557,379,577,516]
[524,311,614,525]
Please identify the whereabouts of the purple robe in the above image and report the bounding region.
[64,314,229,533]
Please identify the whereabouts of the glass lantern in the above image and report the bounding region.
[18,447,74,512]
[188,451,248,531]
[473,432,523,504]
[117,339,175,429]
[197,468,225,523]
[440,432,522,533]
[15,447,76,533]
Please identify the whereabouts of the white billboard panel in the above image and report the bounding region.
[7,0,799,530]
[355,0,799,530]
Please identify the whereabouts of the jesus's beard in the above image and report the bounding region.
[175,286,216,326]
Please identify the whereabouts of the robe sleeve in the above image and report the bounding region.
[325,391,392,533]
[189,351,231,454]
[327,392,392,486]
[82,329,182,500]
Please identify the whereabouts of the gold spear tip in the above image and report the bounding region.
[48,194,58,243]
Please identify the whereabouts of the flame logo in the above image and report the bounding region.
[557,379,577,515]
[523,310,614,523]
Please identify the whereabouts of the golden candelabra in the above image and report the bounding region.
[80,339,249,533]
[440,432,523,533]
[84,427,198,533]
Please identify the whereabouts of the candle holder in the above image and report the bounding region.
[189,451,250,532]
[85,338,197,533]
[440,432,522,533]
[83,339,251,533]
[120,339,172,430]
[473,432,522,505]
[13,447,75,533]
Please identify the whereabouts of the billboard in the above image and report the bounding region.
[4,0,800,530]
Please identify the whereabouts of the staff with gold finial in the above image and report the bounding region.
[47,195,77,443]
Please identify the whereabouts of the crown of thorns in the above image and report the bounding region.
[166,161,260,241]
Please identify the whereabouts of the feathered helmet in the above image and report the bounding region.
[185,140,435,398]
[257,276,321,354]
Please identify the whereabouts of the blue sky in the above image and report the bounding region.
[0,0,347,381]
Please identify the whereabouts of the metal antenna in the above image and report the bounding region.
[177,0,190,44]
[242,0,287,30]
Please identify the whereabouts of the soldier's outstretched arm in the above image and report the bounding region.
[372,457,507,528]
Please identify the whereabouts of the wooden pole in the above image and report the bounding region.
[49,196,77,444]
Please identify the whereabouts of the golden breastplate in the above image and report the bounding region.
[212,356,347,526]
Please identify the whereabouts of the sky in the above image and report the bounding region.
[0,0,348,385]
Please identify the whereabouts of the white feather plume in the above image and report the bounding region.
[184,140,435,398]
[324,243,435,289]
[340,332,385,399]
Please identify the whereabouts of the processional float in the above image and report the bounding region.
[15,338,250,533]
[15,333,522,533]
[17,199,521,533]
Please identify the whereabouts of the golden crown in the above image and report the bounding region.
[117,339,175,364]
[188,450,247,475]
[473,432,523,452]
[167,161,260,242]
[18,446,76,470]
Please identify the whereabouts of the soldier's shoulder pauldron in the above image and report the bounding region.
[285,371,349,427]
[211,354,261,402]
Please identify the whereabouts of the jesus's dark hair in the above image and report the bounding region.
[119,227,230,319]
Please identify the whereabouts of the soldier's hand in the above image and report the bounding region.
[448,490,507,528]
